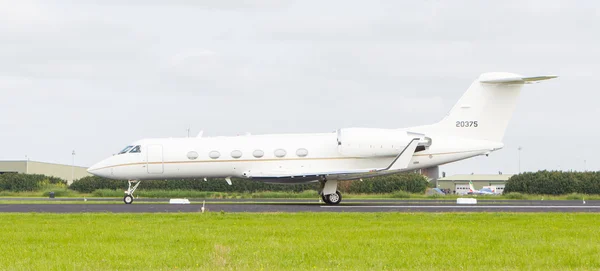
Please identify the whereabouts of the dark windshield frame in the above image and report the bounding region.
[129,145,141,153]
[118,146,133,154]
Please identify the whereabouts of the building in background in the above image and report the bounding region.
[435,174,513,194]
[0,160,90,184]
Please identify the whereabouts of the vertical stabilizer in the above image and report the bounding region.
[469,180,475,193]
[426,72,556,142]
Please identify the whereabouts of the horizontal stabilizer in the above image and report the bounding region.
[479,73,558,84]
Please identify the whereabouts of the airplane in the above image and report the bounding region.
[87,72,557,204]
[467,181,496,195]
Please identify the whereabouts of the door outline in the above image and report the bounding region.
[147,145,164,174]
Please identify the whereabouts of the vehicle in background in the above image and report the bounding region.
[467,182,500,195]
[472,187,497,195]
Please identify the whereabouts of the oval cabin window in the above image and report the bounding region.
[296,148,308,157]
[253,150,264,158]
[274,149,287,158]
[187,151,199,160]
[231,150,242,159]
[208,151,220,159]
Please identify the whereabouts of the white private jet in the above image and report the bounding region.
[88,72,556,204]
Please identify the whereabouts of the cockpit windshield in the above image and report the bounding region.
[118,146,133,154]
[129,145,141,153]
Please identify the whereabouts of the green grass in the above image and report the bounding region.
[3,188,600,201]
[0,213,598,270]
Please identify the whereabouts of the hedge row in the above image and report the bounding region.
[69,176,317,193]
[504,171,600,195]
[0,173,66,192]
[69,173,429,194]
[16,171,600,195]
[340,173,428,194]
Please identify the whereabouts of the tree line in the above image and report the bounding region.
[0,172,428,194]
[5,170,600,195]
[69,173,429,194]
[0,173,65,192]
[503,170,600,195]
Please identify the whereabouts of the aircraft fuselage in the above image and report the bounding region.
[87,131,502,182]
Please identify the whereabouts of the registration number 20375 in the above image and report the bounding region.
[456,121,478,127]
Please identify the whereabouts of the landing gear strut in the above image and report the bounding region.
[124,180,141,204]
[320,179,342,205]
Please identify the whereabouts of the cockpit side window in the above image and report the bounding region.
[118,146,133,154]
[129,145,141,153]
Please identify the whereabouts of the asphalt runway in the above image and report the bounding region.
[1,199,599,213]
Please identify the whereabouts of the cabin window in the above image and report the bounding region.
[129,145,141,153]
[253,150,264,158]
[274,149,287,158]
[118,146,133,154]
[296,148,308,157]
[231,150,242,159]
[208,151,221,159]
[187,151,199,160]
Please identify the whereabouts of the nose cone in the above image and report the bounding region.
[87,160,111,178]
[87,164,98,174]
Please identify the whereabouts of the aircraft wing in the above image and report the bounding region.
[245,138,421,181]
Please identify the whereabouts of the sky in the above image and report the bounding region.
[0,0,598,175]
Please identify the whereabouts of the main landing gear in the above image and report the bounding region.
[321,190,342,205]
[124,180,141,204]
[320,179,342,205]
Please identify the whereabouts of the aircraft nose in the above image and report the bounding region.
[87,160,110,177]
[87,163,101,176]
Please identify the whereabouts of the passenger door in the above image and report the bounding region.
[147,145,164,174]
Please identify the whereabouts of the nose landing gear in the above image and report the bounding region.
[124,180,141,204]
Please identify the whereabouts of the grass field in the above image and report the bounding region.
[0,213,599,270]
[2,188,600,201]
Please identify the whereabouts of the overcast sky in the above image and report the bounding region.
[0,0,598,175]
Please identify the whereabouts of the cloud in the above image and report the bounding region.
[0,0,49,26]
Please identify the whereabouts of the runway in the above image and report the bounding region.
[0,199,599,213]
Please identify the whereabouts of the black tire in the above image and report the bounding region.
[321,194,330,204]
[326,191,342,205]
[124,195,134,204]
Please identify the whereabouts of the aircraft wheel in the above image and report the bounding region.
[326,191,342,205]
[124,195,134,204]
[321,194,330,204]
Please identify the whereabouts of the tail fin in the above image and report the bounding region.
[430,72,557,142]
[469,180,475,193]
